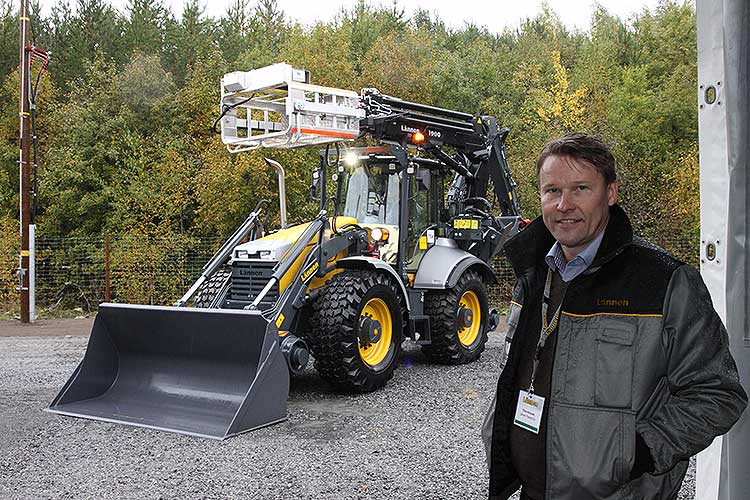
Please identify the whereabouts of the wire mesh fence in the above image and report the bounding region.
[1,234,224,316]
[0,233,698,316]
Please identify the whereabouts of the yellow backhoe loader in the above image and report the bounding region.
[48,63,525,439]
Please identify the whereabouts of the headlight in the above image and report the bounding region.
[235,249,249,259]
[370,227,390,242]
[344,152,358,166]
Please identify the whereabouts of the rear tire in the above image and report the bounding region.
[421,270,489,364]
[308,269,404,392]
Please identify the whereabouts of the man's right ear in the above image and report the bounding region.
[607,180,619,206]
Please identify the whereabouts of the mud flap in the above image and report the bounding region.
[46,303,289,440]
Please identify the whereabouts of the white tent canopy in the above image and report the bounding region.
[697,1,750,498]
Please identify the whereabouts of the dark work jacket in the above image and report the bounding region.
[481,204,747,500]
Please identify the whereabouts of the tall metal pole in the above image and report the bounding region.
[105,233,111,302]
[18,0,31,323]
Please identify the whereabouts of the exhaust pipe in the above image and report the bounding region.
[264,157,287,229]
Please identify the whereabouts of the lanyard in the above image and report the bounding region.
[528,268,565,394]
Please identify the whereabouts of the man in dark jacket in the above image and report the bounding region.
[482,132,747,500]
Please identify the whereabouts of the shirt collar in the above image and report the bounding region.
[545,229,606,278]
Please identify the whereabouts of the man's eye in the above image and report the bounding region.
[577,185,589,191]
[545,188,558,194]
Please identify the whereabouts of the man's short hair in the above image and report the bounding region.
[536,132,617,185]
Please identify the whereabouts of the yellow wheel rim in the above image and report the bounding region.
[358,298,393,367]
[458,291,481,347]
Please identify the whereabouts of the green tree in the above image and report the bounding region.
[570,6,635,136]
[412,8,446,36]
[0,0,18,81]
[40,53,179,237]
[216,0,288,69]
[255,0,285,53]
[430,38,512,115]
[45,0,126,93]
[278,23,357,90]
[216,0,252,65]
[163,0,215,86]
[124,0,172,57]
[336,0,408,75]
[232,0,287,70]
[359,28,439,103]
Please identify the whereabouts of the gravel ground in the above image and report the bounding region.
[0,319,695,500]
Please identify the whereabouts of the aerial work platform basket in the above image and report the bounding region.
[219,62,364,152]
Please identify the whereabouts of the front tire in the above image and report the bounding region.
[192,267,231,308]
[308,269,404,392]
[422,270,489,364]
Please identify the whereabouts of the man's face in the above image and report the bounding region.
[539,155,619,260]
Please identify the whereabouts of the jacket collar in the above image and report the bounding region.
[504,204,633,277]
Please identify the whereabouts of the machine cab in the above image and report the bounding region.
[333,148,445,272]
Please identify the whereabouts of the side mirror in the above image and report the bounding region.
[310,168,322,200]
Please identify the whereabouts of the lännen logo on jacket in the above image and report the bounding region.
[596,298,630,307]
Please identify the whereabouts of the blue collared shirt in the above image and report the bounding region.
[545,230,605,282]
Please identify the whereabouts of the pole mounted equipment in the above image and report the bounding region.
[17,1,49,323]
[18,0,31,323]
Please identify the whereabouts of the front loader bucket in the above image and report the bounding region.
[47,303,289,440]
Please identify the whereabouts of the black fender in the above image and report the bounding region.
[335,256,411,310]
[446,257,497,288]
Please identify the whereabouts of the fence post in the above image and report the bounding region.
[105,233,111,302]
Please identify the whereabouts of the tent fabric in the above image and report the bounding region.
[697,1,750,499]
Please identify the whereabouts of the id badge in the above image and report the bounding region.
[513,390,545,434]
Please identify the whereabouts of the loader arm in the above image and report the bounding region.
[359,89,521,217]
[246,210,328,310]
[260,214,370,332]
[175,199,267,307]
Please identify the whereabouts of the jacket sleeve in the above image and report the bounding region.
[637,265,748,473]
[484,280,526,497]
[482,281,524,463]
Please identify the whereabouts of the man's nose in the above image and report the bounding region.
[557,191,574,211]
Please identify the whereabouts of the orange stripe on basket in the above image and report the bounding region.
[291,127,358,139]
